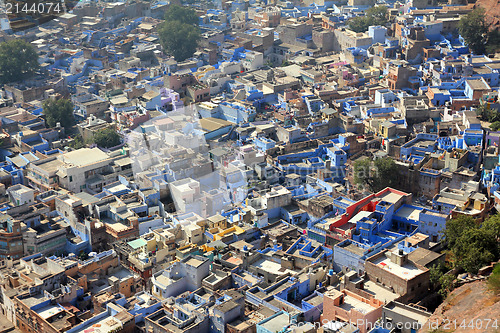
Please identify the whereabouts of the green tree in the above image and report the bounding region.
[475,104,488,120]
[353,157,399,192]
[164,4,199,25]
[486,29,500,54]
[430,262,448,290]
[365,6,388,26]
[475,103,500,122]
[93,127,121,148]
[158,5,201,61]
[443,215,474,249]
[69,134,86,149]
[487,263,500,294]
[348,16,371,33]
[459,7,488,55]
[43,98,75,129]
[372,157,398,191]
[348,6,388,33]
[438,274,455,298]
[444,214,500,274]
[281,60,290,67]
[0,39,40,84]
[490,121,500,131]
[353,158,372,189]
[452,233,495,274]
[484,213,500,237]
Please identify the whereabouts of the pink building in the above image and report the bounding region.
[322,289,384,333]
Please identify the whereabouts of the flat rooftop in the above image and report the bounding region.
[185,257,204,268]
[466,79,489,90]
[37,305,64,320]
[384,302,431,324]
[338,242,366,256]
[349,211,373,224]
[36,158,64,173]
[62,148,109,167]
[236,271,261,285]
[200,117,233,132]
[340,294,376,314]
[378,191,403,204]
[21,294,50,308]
[434,195,465,206]
[408,248,442,267]
[260,313,290,333]
[71,313,122,333]
[304,293,323,307]
[395,205,421,221]
[363,280,399,303]
[252,258,294,276]
[371,256,424,280]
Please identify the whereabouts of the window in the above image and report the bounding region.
[69,176,73,182]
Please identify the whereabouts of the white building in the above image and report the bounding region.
[238,145,265,166]
[221,160,248,205]
[173,212,205,245]
[7,184,35,206]
[27,147,117,193]
[169,178,202,215]
[151,255,210,299]
[264,186,292,210]
[242,50,264,71]
[57,148,115,193]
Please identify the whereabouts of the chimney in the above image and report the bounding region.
[391,249,408,266]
